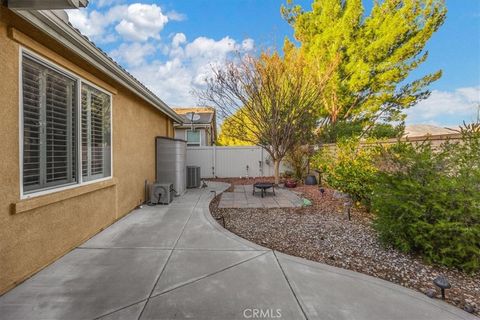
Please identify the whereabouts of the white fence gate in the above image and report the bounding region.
[186,146,288,178]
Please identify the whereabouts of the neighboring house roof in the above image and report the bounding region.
[173,107,216,125]
[403,124,458,137]
[9,8,184,123]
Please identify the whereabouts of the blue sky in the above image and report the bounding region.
[68,0,480,126]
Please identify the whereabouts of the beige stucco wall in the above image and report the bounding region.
[0,7,174,294]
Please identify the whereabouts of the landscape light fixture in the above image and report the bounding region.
[319,187,325,197]
[344,198,353,221]
[433,275,451,300]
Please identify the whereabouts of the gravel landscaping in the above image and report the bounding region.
[208,178,480,315]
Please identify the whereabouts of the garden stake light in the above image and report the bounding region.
[433,276,451,300]
[344,198,353,221]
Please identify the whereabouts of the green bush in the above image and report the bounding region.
[312,138,380,207]
[372,125,480,272]
[284,145,311,181]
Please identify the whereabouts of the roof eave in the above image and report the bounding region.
[12,9,184,123]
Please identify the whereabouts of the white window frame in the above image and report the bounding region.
[185,128,202,147]
[19,47,113,199]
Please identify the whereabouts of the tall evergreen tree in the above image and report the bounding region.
[282,0,447,139]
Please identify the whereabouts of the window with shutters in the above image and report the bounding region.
[81,84,111,181]
[21,52,112,196]
[22,56,77,193]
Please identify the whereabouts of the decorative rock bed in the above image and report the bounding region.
[209,179,480,315]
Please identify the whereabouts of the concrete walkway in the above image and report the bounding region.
[0,182,476,320]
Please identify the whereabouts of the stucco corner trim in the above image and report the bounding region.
[13,178,117,215]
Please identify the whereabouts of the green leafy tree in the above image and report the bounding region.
[217,111,255,146]
[319,121,405,142]
[282,0,446,139]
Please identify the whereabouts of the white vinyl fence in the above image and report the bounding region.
[186,146,288,178]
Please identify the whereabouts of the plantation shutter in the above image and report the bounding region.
[81,84,111,181]
[45,70,75,184]
[22,56,77,193]
[22,59,42,190]
[81,89,88,178]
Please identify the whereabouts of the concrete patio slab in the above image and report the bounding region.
[99,301,147,320]
[276,252,474,320]
[141,251,306,320]
[0,181,476,320]
[175,207,258,250]
[0,248,170,320]
[82,206,190,249]
[152,249,266,295]
[219,184,303,208]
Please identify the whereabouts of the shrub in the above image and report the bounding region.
[284,145,311,181]
[372,125,480,272]
[281,170,294,180]
[312,138,380,207]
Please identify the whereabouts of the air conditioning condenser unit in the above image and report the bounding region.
[187,166,201,188]
[149,183,174,205]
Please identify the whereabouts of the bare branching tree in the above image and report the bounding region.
[196,51,332,184]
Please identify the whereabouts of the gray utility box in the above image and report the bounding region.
[149,183,174,204]
[187,166,201,188]
[156,137,186,196]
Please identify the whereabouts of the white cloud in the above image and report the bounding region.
[241,38,255,51]
[68,3,255,106]
[110,42,157,67]
[127,35,255,105]
[67,9,110,40]
[406,87,480,125]
[67,3,168,42]
[115,4,169,41]
[172,33,187,48]
[184,36,237,59]
[166,10,187,22]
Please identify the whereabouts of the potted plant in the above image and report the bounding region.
[281,171,297,188]
[285,179,297,188]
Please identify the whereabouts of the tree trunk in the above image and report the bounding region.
[274,159,280,185]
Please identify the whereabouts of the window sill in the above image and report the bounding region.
[13,178,117,215]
